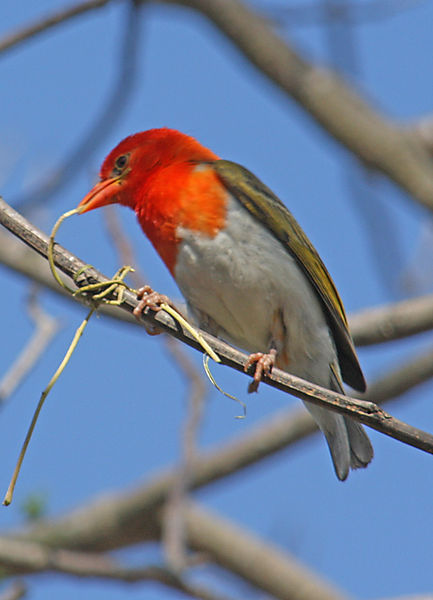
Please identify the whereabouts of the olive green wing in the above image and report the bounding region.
[213,159,366,392]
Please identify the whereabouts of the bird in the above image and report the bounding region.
[78,127,373,480]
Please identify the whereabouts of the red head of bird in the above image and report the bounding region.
[79,128,225,273]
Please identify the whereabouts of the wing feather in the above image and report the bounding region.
[212,159,366,392]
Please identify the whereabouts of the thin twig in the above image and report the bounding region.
[15,0,142,211]
[0,0,112,55]
[0,196,433,455]
[0,227,134,323]
[102,206,209,570]
[3,306,96,506]
[0,287,60,403]
[162,337,207,571]
[102,207,144,288]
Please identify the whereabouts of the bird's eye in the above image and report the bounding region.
[115,155,128,169]
[112,154,130,176]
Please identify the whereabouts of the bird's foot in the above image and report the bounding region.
[133,285,174,335]
[134,285,172,315]
[245,348,277,393]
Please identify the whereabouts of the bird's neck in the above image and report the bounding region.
[134,161,227,275]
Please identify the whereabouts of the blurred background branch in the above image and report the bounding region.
[0,288,60,404]
[13,0,142,212]
[0,0,112,55]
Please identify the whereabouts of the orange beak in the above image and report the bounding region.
[77,177,121,214]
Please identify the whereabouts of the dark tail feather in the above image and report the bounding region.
[345,417,374,469]
[304,366,374,480]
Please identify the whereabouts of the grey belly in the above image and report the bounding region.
[174,198,336,387]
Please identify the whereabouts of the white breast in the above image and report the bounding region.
[174,195,337,388]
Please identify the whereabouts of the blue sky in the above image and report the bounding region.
[1,1,433,599]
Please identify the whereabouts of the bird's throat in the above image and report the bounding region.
[135,163,228,275]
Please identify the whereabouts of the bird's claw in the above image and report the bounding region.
[245,349,277,393]
[133,285,172,334]
[133,285,170,315]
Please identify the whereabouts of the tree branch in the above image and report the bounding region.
[0,196,433,455]
[2,502,347,600]
[0,537,234,600]
[349,293,433,345]
[2,1,433,209]
[158,0,433,211]
[0,227,137,325]
[3,225,433,345]
[184,503,346,600]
